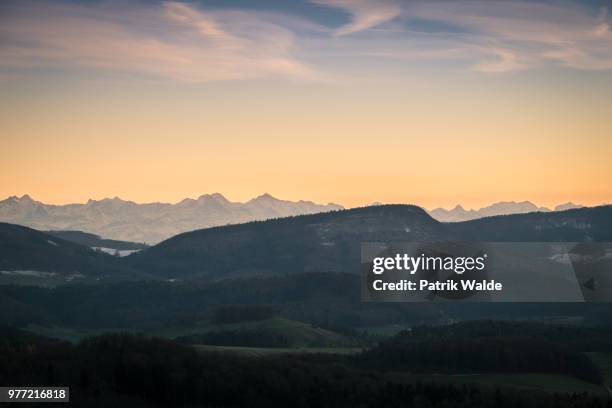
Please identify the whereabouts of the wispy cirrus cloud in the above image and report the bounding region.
[310,0,401,35]
[0,0,611,81]
[309,0,612,73]
[400,0,612,72]
[0,1,319,82]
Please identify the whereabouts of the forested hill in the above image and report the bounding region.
[0,222,149,280]
[124,204,612,279]
[450,205,612,241]
[358,320,609,384]
[124,205,442,278]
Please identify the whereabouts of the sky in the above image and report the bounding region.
[1,0,611,210]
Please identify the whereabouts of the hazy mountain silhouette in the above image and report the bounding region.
[0,194,343,244]
[428,200,578,222]
[1,195,594,243]
[554,202,584,212]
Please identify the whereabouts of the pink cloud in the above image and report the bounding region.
[0,1,319,82]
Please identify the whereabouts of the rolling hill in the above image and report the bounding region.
[450,205,612,241]
[0,222,150,283]
[125,204,612,279]
[0,272,446,330]
[124,205,442,278]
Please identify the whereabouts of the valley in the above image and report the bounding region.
[1,204,612,406]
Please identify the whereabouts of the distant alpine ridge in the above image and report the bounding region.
[0,194,590,243]
[0,194,343,244]
[428,201,584,222]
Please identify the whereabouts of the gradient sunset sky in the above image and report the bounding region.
[1,0,611,210]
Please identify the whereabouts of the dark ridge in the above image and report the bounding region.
[124,205,443,278]
[452,205,612,241]
[153,204,435,247]
[456,204,612,224]
[0,222,149,279]
[125,204,612,279]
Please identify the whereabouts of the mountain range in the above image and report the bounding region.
[429,201,584,222]
[0,194,343,244]
[0,195,592,244]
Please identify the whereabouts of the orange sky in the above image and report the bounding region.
[1,1,611,210]
[1,75,610,210]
